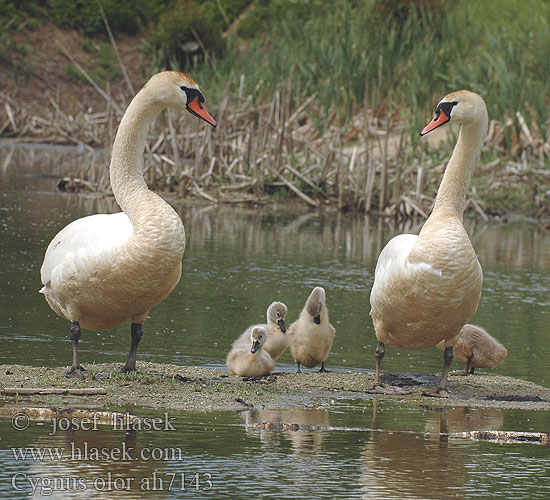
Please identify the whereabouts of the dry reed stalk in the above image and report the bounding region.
[97,0,134,95]
[379,117,391,211]
[276,173,318,207]
[167,109,181,173]
[364,154,376,214]
[4,104,16,131]
[58,46,123,116]
[2,79,549,218]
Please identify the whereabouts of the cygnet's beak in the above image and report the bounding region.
[250,340,260,354]
[277,319,287,333]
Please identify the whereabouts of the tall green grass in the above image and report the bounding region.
[185,0,549,154]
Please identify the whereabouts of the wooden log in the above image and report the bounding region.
[245,422,550,445]
[2,388,107,395]
[451,430,550,446]
[0,407,139,426]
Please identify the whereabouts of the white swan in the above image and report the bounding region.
[40,71,216,376]
[436,324,508,374]
[288,287,335,372]
[226,326,275,377]
[369,90,487,395]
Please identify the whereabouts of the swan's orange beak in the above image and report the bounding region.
[187,97,217,128]
[420,109,450,136]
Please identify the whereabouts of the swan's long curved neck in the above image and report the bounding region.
[432,122,486,220]
[109,87,185,258]
[110,89,160,220]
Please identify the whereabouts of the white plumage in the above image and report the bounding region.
[369,90,488,394]
[39,71,216,375]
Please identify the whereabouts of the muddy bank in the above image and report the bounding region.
[1,363,549,412]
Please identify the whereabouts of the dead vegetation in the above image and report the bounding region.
[1,73,549,218]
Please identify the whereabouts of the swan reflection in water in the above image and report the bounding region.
[360,401,504,499]
[242,407,330,455]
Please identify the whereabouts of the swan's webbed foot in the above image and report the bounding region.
[65,365,88,379]
[120,364,137,374]
[367,383,411,395]
[319,362,329,373]
[368,342,411,394]
[449,369,470,376]
[423,346,453,397]
[422,387,451,398]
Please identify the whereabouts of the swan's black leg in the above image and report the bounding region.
[296,361,301,373]
[319,362,328,372]
[121,323,143,373]
[434,346,453,395]
[65,321,87,378]
[367,341,411,394]
[374,341,385,385]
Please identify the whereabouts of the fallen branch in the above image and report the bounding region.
[245,422,550,445]
[277,173,319,207]
[0,407,139,426]
[2,387,106,395]
[452,430,550,446]
[58,46,123,115]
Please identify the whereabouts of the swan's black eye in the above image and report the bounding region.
[180,86,204,105]
[435,101,458,118]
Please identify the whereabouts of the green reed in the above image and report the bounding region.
[189,0,548,154]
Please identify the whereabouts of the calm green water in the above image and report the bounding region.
[1,142,550,498]
[0,402,550,499]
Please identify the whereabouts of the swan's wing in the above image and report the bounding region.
[369,233,424,311]
[372,233,418,288]
[40,212,132,286]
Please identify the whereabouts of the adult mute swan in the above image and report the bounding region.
[40,71,216,376]
[288,287,335,373]
[369,90,487,395]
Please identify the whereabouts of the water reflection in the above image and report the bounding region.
[243,408,329,455]
[3,142,550,271]
[22,428,163,499]
[1,400,550,499]
[423,407,504,437]
[360,402,507,500]
[360,429,467,499]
